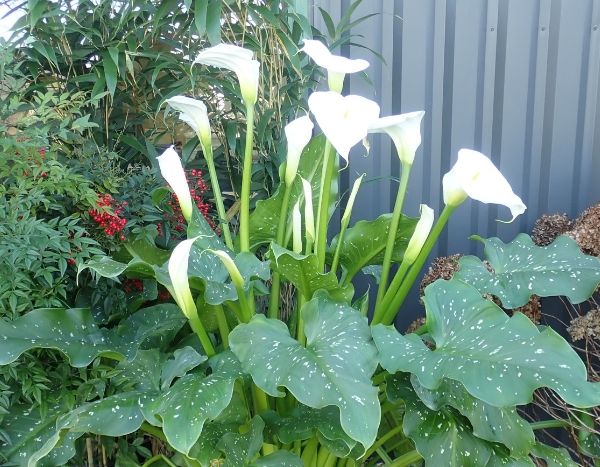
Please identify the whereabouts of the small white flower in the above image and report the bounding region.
[194,43,260,106]
[301,39,369,92]
[166,96,212,149]
[168,237,200,320]
[443,149,526,221]
[284,116,314,186]
[404,205,434,264]
[368,111,425,165]
[210,250,244,290]
[292,201,302,254]
[157,146,192,222]
[341,174,364,225]
[308,91,380,162]
[301,178,315,242]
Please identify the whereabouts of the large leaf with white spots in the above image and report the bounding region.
[0,304,186,366]
[386,373,494,466]
[263,405,358,457]
[229,293,380,450]
[141,358,242,456]
[455,234,600,308]
[373,279,600,408]
[328,213,417,280]
[28,392,146,466]
[268,244,353,302]
[530,443,578,467]
[248,135,335,250]
[409,376,534,455]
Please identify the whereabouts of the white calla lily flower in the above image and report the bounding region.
[404,205,434,264]
[342,174,364,225]
[301,178,315,243]
[284,116,314,186]
[210,250,244,290]
[301,39,369,92]
[168,237,200,319]
[157,146,192,222]
[194,43,260,106]
[443,149,526,221]
[368,111,425,165]
[308,91,380,162]
[292,201,302,254]
[166,96,212,149]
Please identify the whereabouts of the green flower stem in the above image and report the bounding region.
[240,104,255,252]
[300,438,319,466]
[361,425,404,462]
[372,260,410,324]
[375,163,412,309]
[268,184,293,319]
[330,216,349,276]
[234,285,253,323]
[296,293,307,346]
[389,450,423,467]
[377,205,455,326]
[376,447,394,464]
[530,419,570,430]
[251,383,270,415]
[187,310,216,357]
[202,142,233,250]
[215,305,229,348]
[315,140,335,270]
[317,445,332,465]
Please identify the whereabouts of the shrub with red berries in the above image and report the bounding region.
[88,193,128,241]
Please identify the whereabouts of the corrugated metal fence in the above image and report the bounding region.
[309,0,600,323]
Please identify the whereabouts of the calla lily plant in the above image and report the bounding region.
[14,38,600,467]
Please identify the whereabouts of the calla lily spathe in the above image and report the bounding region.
[284,116,314,187]
[342,174,364,225]
[166,96,212,149]
[369,111,425,166]
[404,204,434,264]
[210,250,244,290]
[301,39,369,92]
[301,178,315,243]
[308,91,380,162]
[157,146,192,222]
[443,149,526,221]
[292,201,302,254]
[195,43,260,107]
[168,236,200,320]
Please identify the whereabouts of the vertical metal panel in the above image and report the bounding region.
[309,0,600,323]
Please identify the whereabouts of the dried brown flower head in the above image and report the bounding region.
[531,213,574,246]
[419,254,463,296]
[566,203,600,257]
[567,309,600,342]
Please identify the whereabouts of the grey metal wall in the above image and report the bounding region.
[311,0,600,261]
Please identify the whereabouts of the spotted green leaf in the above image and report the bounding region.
[373,279,600,408]
[409,375,534,456]
[141,354,242,456]
[530,442,578,467]
[0,304,186,366]
[328,213,417,281]
[455,234,600,308]
[268,243,353,302]
[161,346,207,390]
[263,405,357,458]
[229,293,380,450]
[386,373,493,466]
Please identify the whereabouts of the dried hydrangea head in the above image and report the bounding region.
[419,254,463,296]
[566,203,600,256]
[406,316,426,334]
[568,309,600,342]
[531,213,574,246]
[510,295,542,324]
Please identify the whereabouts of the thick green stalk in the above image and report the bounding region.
[268,184,292,319]
[375,164,412,309]
[187,310,216,357]
[301,438,319,466]
[361,425,404,461]
[388,450,423,467]
[240,104,255,252]
[372,260,410,324]
[530,419,570,430]
[330,218,349,275]
[378,205,455,325]
[202,142,233,250]
[215,305,230,348]
[296,293,307,345]
[315,141,335,270]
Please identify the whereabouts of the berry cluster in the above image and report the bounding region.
[160,168,216,234]
[123,278,144,293]
[88,193,128,240]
